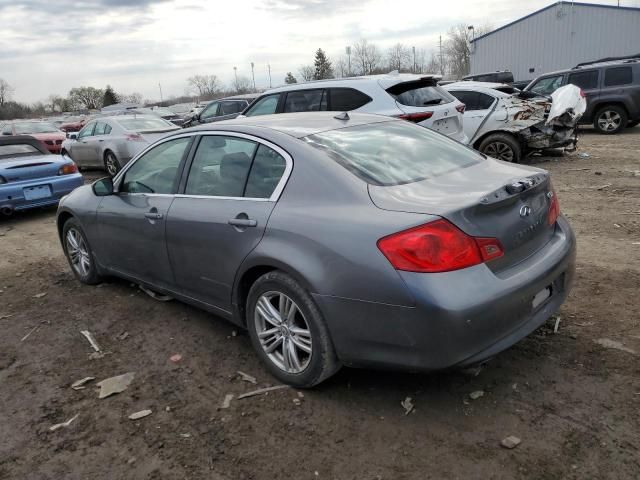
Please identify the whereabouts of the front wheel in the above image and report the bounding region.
[478,133,522,163]
[246,271,340,387]
[62,218,103,285]
[104,151,120,177]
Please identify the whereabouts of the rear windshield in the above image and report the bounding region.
[0,144,41,157]
[387,81,454,107]
[304,120,482,186]
[116,117,175,131]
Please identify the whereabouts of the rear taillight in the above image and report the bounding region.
[125,133,144,142]
[377,219,504,273]
[58,163,78,175]
[397,111,434,123]
[547,188,560,225]
[456,104,466,114]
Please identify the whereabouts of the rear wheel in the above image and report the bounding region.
[246,271,340,387]
[594,105,627,134]
[478,133,521,163]
[62,218,103,285]
[104,151,120,177]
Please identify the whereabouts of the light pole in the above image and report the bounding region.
[267,64,272,88]
[251,62,256,92]
[158,83,163,104]
[412,46,416,73]
[345,46,351,77]
[233,66,238,91]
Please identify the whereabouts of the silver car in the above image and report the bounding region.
[61,115,180,176]
[56,112,575,387]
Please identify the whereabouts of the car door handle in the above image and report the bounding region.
[228,218,257,227]
[144,212,164,220]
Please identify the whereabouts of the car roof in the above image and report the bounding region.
[181,112,395,139]
[533,59,639,79]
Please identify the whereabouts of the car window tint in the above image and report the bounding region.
[244,145,287,198]
[245,94,281,117]
[329,88,372,110]
[387,81,454,107]
[568,70,599,90]
[304,120,482,186]
[604,67,632,87]
[220,101,245,115]
[185,136,257,197]
[475,92,495,110]
[449,91,476,110]
[283,89,326,113]
[121,137,190,194]
[78,123,95,139]
[200,102,220,119]
[94,122,107,135]
[530,75,563,95]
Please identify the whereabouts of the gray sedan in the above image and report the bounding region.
[56,112,576,387]
[61,115,180,176]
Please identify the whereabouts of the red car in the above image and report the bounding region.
[59,116,87,133]
[1,121,66,153]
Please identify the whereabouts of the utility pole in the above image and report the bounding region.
[233,66,238,90]
[438,35,444,77]
[345,46,351,76]
[267,64,272,88]
[412,46,416,73]
[251,62,256,92]
[158,83,163,104]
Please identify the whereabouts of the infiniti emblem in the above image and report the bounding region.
[520,205,532,217]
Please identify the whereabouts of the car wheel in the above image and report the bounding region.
[626,120,639,129]
[594,105,627,134]
[104,151,120,177]
[246,271,340,387]
[478,133,521,163]
[62,218,103,285]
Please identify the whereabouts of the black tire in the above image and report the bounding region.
[104,151,120,177]
[594,105,628,134]
[627,120,640,129]
[246,271,340,388]
[478,133,522,163]
[61,218,103,285]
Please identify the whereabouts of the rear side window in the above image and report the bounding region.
[220,101,245,115]
[245,94,281,117]
[568,70,599,90]
[388,81,454,107]
[448,91,495,111]
[244,145,287,198]
[604,67,633,86]
[329,88,372,111]
[94,122,107,135]
[283,90,327,113]
[304,120,482,186]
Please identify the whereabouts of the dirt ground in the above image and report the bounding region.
[1,127,639,480]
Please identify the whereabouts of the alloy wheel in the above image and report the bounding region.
[597,110,622,132]
[66,228,91,277]
[484,141,515,162]
[105,153,118,176]
[254,291,312,374]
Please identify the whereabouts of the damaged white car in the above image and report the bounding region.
[444,82,586,162]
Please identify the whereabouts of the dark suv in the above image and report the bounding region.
[182,94,258,128]
[524,55,640,134]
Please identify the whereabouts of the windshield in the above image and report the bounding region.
[116,117,177,131]
[304,120,482,186]
[14,122,59,134]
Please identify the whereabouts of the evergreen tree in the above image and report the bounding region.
[284,72,297,84]
[313,49,333,80]
[103,85,118,107]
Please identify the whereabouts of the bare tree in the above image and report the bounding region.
[232,75,252,94]
[333,56,348,78]
[444,24,491,78]
[119,92,143,104]
[298,65,315,82]
[425,52,445,75]
[69,86,104,110]
[187,74,222,97]
[0,78,14,107]
[353,39,382,76]
[386,43,412,72]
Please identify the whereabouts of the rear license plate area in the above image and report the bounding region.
[531,274,565,310]
[23,185,52,201]
[433,118,451,132]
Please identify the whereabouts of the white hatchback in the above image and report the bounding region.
[241,73,468,143]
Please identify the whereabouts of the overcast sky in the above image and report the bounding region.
[0,0,635,103]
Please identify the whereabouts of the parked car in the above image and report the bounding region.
[1,121,66,153]
[462,71,515,84]
[62,115,180,176]
[182,94,258,128]
[0,136,83,215]
[444,82,585,162]
[137,106,186,126]
[523,55,640,134]
[56,112,575,387]
[59,116,88,133]
[240,74,468,143]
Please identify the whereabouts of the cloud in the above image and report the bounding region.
[260,0,365,17]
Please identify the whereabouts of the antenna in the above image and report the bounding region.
[334,112,350,121]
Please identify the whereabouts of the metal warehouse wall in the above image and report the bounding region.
[470,2,640,82]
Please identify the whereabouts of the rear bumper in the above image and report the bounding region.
[0,174,84,212]
[314,215,576,371]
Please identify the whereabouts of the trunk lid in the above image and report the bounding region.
[137,129,177,144]
[0,154,66,182]
[368,159,556,269]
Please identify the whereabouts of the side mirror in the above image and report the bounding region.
[67,132,78,140]
[92,177,114,196]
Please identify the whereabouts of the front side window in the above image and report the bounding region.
[121,137,191,194]
[185,136,257,197]
[329,88,372,111]
[220,101,246,115]
[304,120,482,186]
[78,123,96,139]
[530,75,564,95]
[604,67,632,87]
[283,90,326,113]
[94,122,107,135]
[200,102,220,120]
[244,94,281,117]
[568,70,599,90]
